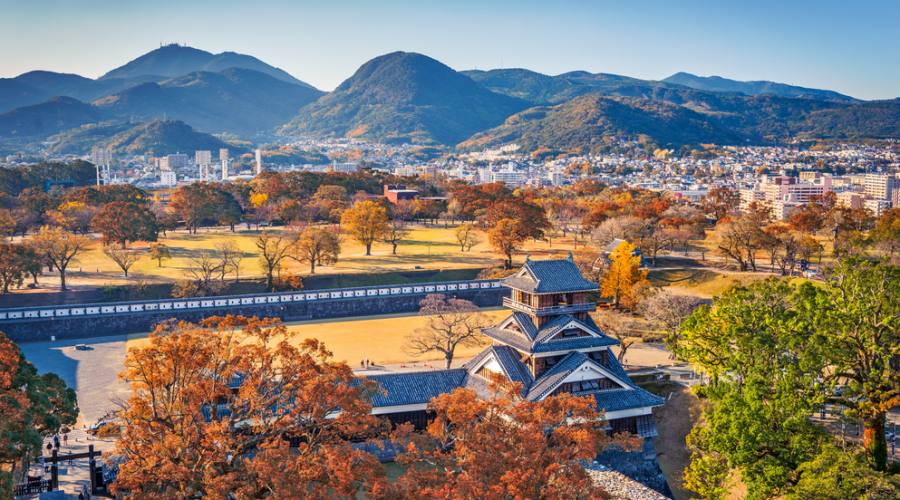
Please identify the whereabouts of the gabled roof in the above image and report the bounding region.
[525,351,632,401]
[367,369,467,407]
[464,345,534,389]
[501,257,598,294]
[484,312,618,355]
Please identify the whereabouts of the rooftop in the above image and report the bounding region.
[501,257,599,294]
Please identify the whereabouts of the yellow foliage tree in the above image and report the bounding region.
[600,241,648,309]
[340,200,388,255]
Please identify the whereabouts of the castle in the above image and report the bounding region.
[368,256,664,436]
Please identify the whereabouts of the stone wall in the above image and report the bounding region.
[2,287,508,342]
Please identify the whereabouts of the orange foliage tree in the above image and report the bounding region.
[112,316,387,498]
[388,378,638,498]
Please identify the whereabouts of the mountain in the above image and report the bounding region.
[0,71,158,113]
[460,94,746,153]
[460,91,900,153]
[103,119,240,156]
[463,68,679,104]
[280,51,529,144]
[100,44,313,88]
[93,67,323,136]
[663,72,857,102]
[0,96,104,138]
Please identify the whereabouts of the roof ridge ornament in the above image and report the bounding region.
[567,250,574,261]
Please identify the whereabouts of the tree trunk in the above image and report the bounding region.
[863,413,887,471]
[445,352,453,369]
[365,242,372,256]
[392,242,398,254]
[59,269,67,291]
[309,260,315,274]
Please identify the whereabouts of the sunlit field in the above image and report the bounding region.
[34,224,578,289]
[125,309,511,366]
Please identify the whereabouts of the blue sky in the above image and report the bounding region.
[1,0,897,99]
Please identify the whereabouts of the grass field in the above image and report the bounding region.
[126,309,511,367]
[36,224,577,289]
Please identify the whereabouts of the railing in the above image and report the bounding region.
[0,279,504,323]
[14,479,50,495]
[502,297,595,316]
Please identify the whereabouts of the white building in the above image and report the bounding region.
[160,170,177,187]
[255,149,263,176]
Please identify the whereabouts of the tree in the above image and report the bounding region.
[148,242,171,268]
[381,219,409,255]
[870,207,899,262]
[488,218,526,269]
[789,444,899,499]
[676,280,828,498]
[595,310,639,363]
[713,207,769,271]
[30,226,88,291]
[0,243,28,293]
[292,226,340,274]
[47,200,96,234]
[454,223,480,252]
[703,186,739,220]
[103,247,143,277]
[405,294,486,369]
[216,241,244,282]
[256,232,292,290]
[186,251,225,296]
[389,377,637,498]
[91,201,158,248]
[637,289,701,347]
[0,332,77,491]
[112,316,386,497]
[601,241,648,309]
[804,259,899,471]
[340,201,388,255]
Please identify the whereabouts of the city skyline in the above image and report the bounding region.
[1,0,898,100]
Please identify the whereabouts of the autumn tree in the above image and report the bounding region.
[47,200,96,234]
[103,247,143,277]
[601,241,648,309]
[870,207,899,262]
[406,294,487,369]
[381,218,409,255]
[595,310,640,363]
[91,201,158,248]
[340,200,388,256]
[30,226,88,290]
[0,332,77,493]
[216,241,245,281]
[148,242,171,268]
[488,218,527,269]
[454,223,480,252]
[112,316,386,498]
[292,226,340,274]
[256,232,292,290]
[713,205,769,271]
[184,251,225,296]
[389,378,637,498]
[637,289,702,347]
[703,186,739,220]
[0,243,29,293]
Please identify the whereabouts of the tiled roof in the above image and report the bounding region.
[532,336,618,353]
[367,369,468,407]
[484,312,617,354]
[510,311,538,339]
[464,346,534,391]
[593,388,665,413]
[501,258,599,294]
[492,345,534,387]
[525,351,591,401]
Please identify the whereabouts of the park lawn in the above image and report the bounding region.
[125,309,511,367]
[56,224,576,289]
[650,268,772,299]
